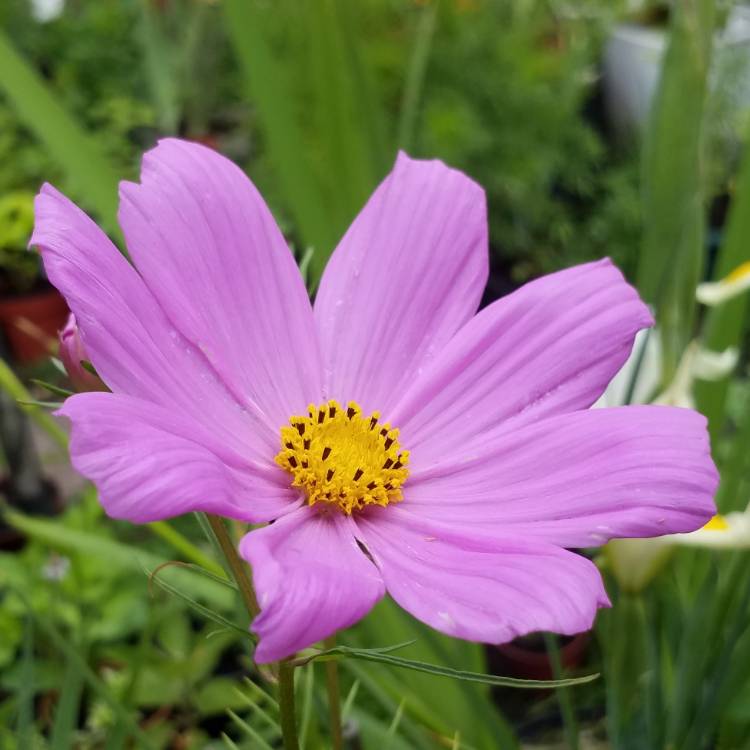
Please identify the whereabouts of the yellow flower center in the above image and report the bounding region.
[275,400,410,515]
[702,514,729,531]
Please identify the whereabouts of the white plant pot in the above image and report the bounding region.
[603,4,750,141]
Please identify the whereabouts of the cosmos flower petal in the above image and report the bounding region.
[119,138,324,428]
[240,507,385,663]
[59,393,298,523]
[314,151,488,416]
[404,406,718,548]
[31,183,277,460]
[356,509,608,643]
[391,259,654,462]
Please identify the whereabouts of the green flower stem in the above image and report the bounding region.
[278,660,300,750]
[205,513,259,616]
[543,633,579,750]
[323,635,343,750]
[204,514,299,750]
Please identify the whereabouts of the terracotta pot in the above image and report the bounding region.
[489,631,591,682]
[0,287,68,363]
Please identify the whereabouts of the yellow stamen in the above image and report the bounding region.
[275,400,410,515]
[703,514,729,532]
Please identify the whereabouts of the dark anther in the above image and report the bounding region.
[329,405,336,418]
[285,441,294,449]
[380,428,388,436]
[367,481,377,490]
[384,437,393,450]
[353,468,364,481]
[288,456,298,468]
[303,438,311,450]
[347,406,356,419]
[296,423,305,436]
[370,416,378,430]
[383,458,393,469]
[318,409,325,424]
[393,460,402,470]
[302,460,309,468]
[326,468,335,481]
[322,446,332,461]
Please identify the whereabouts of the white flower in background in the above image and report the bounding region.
[594,327,662,407]
[671,507,750,549]
[607,508,750,592]
[594,329,737,409]
[29,0,64,23]
[653,341,738,409]
[697,260,750,306]
[600,321,740,592]
[42,553,70,582]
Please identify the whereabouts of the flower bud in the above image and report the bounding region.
[59,313,105,391]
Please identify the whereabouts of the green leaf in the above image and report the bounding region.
[301,643,598,690]
[50,650,86,750]
[0,30,120,233]
[29,380,74,398]
[20,596,158,750]
[349,600,517,749]
[637,0,715,385]
[146,565,251,639]
[3,509,233,610]
[15,617,34,746]
[222,0,337,277]
[695,120,750,437]
[397,2,438,151]
[16,399,64,410]
[227,708,276,750]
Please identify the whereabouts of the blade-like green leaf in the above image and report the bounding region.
[301,643,598,690]
[0,30,120,232]
[28,380,74,399]
[222,0,337,275]
[147,565,252,638]
[695,120,750,437]
[3,509,232,610]
[19,596,157,750]
[637,0,715,384]
[397,2,438,151]
[50,651,86,750]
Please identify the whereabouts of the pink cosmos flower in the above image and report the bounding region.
[31,139,718,663]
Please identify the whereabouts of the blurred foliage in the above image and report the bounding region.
[0,0,648,286]
[417,1,641,281]
[0,191,39,293]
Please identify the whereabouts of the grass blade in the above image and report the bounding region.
[50,651,86,750]
[301,643,598,689]
[636,0,715,384]
[397,2,438,151]
[0,30,120,232]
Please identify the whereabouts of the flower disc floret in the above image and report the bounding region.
[275,400,409,514]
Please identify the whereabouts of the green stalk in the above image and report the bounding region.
[205,514,259,616]
[543,633,579,750]
[278,661,300,750]
[204,514,299,750]
[323,635,343,750]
